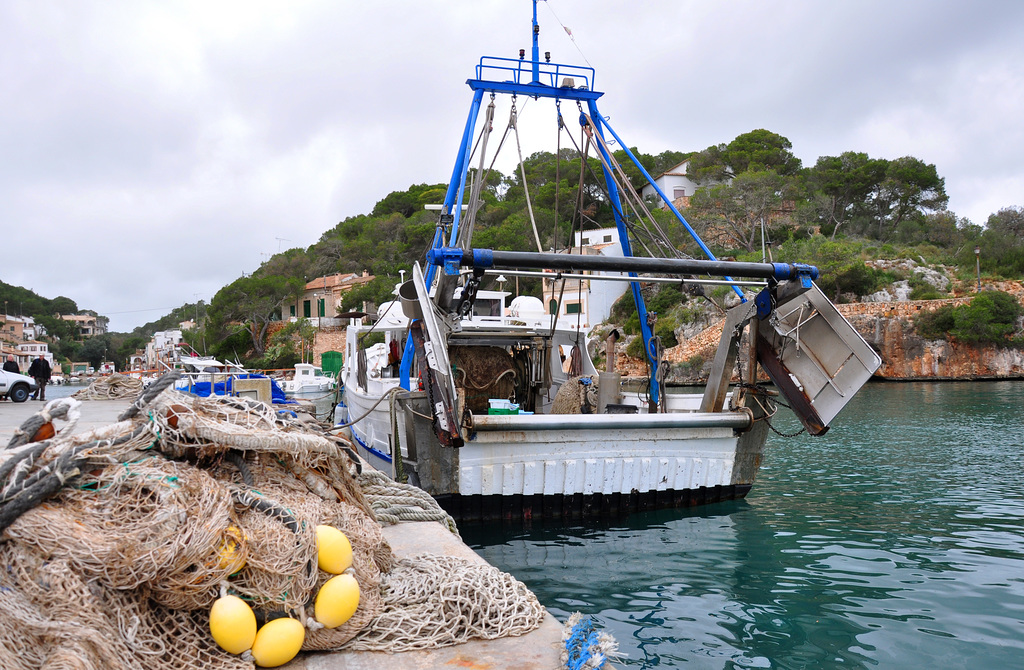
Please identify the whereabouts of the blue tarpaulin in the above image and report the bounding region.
[183,374,296,404]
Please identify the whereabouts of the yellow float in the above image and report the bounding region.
[315,525,353,574]
[250,617,305,668]
[209,595,257,655]
[314,573,360,628]
[216,524,246,574]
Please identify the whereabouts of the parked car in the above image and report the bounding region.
[0,369,38,403]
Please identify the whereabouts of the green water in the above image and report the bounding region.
[464,382,1024,668]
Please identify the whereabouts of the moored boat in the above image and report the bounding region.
[338,2,880,523]
[281,362,336,395]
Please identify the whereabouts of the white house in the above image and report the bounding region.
[640,159,702,209]
[540,227,629,333]
[17,341,55,375]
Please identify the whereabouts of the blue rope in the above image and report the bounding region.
[564,616,607,670]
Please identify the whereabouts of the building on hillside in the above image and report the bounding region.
[61,314,108,337]
[16,341,55,376]
[1,314,24,341]
[291,272,376,326]
[128,352,147,372]
[0,344,23,371]
[540,227,629,333]
[146,330,184,369]
[640,159,703,210]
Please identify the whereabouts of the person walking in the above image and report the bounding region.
[27,354,51,401]
[2,354,18,373]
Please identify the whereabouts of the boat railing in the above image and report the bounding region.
[461,312,554,329]
[475,56,594,92]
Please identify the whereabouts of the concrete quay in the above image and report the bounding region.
[0,398,566,669]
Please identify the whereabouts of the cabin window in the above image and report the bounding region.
[303,300,311,318]
[473,299,501,317]
[565,302,581,314]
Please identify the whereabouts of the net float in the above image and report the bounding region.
[315,525,352,574]
[250,617,305,668]
[209,594,257,655]
[314,573,360,629]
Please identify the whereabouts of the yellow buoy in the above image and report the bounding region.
[315,525,353,574]
[314,573,360,628]
[250,617,305,668]
[209,595,257,655]
[216,524,247,574]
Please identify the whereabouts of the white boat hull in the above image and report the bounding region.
[341,379,766,522]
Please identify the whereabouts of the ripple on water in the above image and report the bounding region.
[466,382,1024,668]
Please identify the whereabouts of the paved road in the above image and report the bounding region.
[0,397,132,445]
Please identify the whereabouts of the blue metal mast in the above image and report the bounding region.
[406,0,733,407]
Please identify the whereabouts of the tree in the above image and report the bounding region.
[775,236,881,301]
[51,296,78,315]
[687,129,801,184]
[986,206,1024,237]
[869,156,948,240]
[79,334,114,370]
[372,183,448,218]
[207,274,301,358]
[257,318,316,369]
[685,170,795,252]
[804,152,888,239]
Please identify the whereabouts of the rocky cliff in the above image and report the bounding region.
[613,279,1024,383]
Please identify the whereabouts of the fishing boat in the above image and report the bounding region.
[280,362,336,395]
[338,2,880,523]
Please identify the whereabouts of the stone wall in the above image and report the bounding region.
[312,327,347,365]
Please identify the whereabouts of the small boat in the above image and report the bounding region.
[338,2,880,523]
[281,363,336,395]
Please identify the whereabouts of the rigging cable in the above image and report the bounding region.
[511,98,545,253]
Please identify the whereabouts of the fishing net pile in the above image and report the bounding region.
[0,375,545,669]
[72,373,144,400]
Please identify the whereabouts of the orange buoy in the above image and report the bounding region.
[31,422,55,442]
[166,404,189,429]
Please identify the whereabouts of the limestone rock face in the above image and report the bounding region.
[846,311,1024,380]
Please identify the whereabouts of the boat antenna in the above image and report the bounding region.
[541,0,594,69]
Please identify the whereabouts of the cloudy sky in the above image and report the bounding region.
[3,0,1022,332]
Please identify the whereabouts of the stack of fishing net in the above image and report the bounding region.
[0,375,545,669]
[72,373,144,400]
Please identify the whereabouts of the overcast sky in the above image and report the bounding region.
[3,0,1023,332]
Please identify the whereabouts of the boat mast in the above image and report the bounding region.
[416,0,729,408]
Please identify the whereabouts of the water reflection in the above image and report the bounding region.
[466,381,1024,668]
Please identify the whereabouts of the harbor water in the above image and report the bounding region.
[464,381,1024,668]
